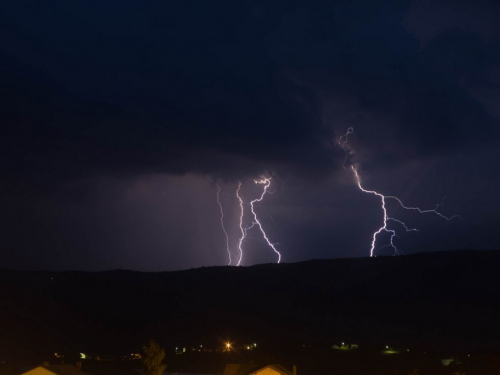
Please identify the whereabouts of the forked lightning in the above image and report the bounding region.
[340,128,461,256]
[236,182,246,266]
[215,179,281,266]
[248,178,281,263]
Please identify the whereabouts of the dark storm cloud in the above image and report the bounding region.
[271,2,500,168]
[0,0,336,186]
[1,0,500,270]
[2,0,498,186]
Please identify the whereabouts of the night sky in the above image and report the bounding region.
[1,0,499,271]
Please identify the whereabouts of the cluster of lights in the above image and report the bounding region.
[171,342,257,354]
[174,347,187,354]
[224,341,257,351]
[331,343,410,354]
[75,343,465,362]
[332,342,358,350]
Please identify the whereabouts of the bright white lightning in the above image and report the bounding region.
[352,167,410,256]
[340,127,461,257]
[351,164,461,257]
[248,178,281,263]
[216,184,232,266]
[384,195,462,222]
[236,182,246,266]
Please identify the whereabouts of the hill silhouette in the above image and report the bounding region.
[1,250,499,364]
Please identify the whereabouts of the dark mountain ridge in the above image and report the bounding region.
[1,250,499,361]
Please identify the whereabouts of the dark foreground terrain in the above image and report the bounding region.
[1,250,500,374]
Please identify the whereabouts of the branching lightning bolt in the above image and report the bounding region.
[340,127,462,257]
[216,184,232,265]
[214,179,281,267]
[352,167,419,256]
[384,195,462,222]
[248,178,281,263]
[236,182,246,266]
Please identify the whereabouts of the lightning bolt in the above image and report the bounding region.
[340,128,461,257]
[214,179,281,266]
[236,182,246,266]
[338,127,354,169]
[248,178,281,263]
[216,184,232,265]
[352,167,418,256]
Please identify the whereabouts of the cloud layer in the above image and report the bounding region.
[1,0,499,269]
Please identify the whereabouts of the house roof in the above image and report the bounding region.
[222,364,258,375]
[21,365,89,375]
[21,367,58,375]
[249,364,293,375]
[223,363,293,375]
